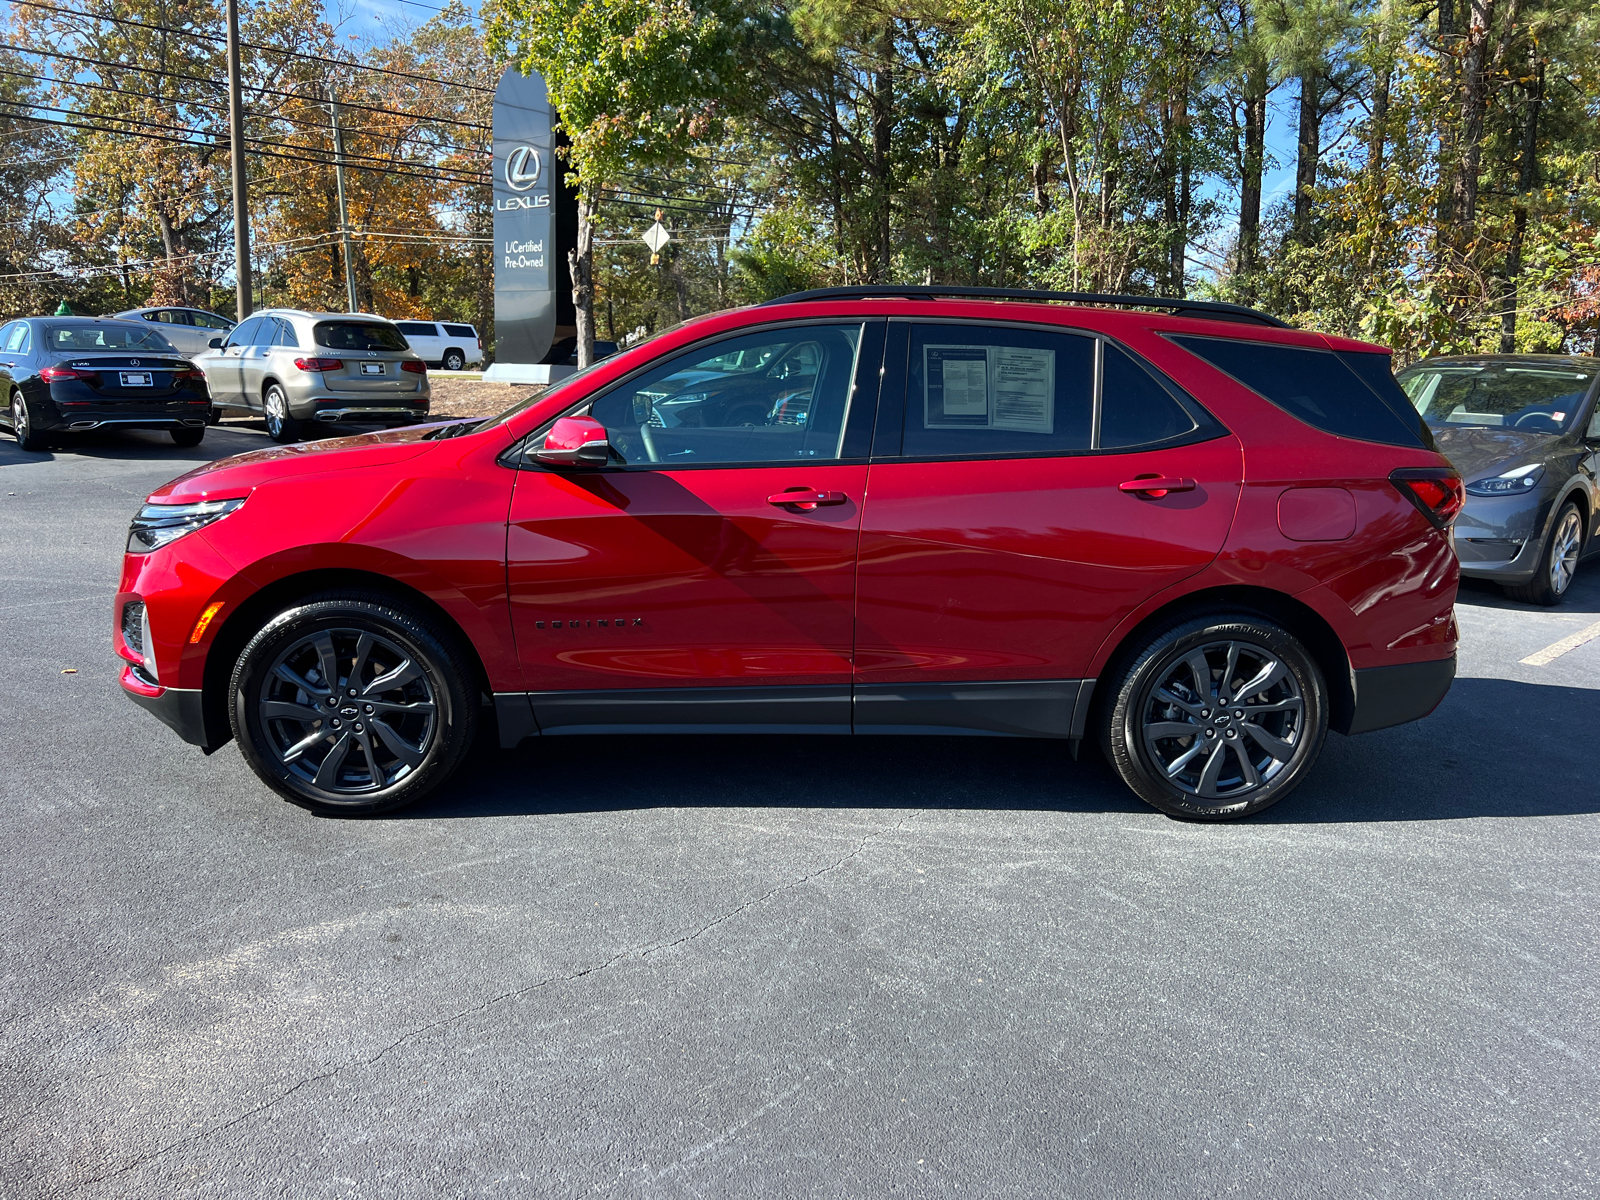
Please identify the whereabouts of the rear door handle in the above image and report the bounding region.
[1119,476,1195,498]
[768,489,848,510]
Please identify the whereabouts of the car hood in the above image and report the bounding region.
[1429,424,1561,481]
[148,425,439,502]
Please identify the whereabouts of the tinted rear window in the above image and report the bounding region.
[315,321,408,352]
[442,324,476,338]
[45,323,177,352]
[1337,350,1436,449]
[1171,335,1426,448]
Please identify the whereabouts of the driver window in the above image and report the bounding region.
[584,324,863,466]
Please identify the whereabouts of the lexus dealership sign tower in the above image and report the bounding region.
[485,67,577,383]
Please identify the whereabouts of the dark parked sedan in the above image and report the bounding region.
[1399,354,1600,605]
[0,317,211,452]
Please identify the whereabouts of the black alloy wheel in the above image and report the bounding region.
[1506,500,1583,607]
[11,390,47,452]
[230,593,478,815]
[263,383,299,444]
[170,426,205,447]
[442,349,465,371]
[1102,612,1328,820]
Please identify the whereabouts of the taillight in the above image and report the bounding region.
[1391,468,1464,530]
[41,365,98,383]
[172,368,205,381]
[477,337,483,349]
[401,360,427,374]
[293,357,343,372]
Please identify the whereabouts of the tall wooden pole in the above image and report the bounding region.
[225,0,251,319]
[328,96,359,313]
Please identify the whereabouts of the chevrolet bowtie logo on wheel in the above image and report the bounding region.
[504,145,541,193]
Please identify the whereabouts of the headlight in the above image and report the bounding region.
[127,497,246,553]
[1464,463,1544,496]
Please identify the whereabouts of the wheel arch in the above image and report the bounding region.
[1088,585,1356,737]
[198,567,495,751]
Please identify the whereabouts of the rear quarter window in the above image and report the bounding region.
[442,324,476,338]
[1170,335,1427,449]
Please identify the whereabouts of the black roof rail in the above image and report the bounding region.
[760,285,1292,329]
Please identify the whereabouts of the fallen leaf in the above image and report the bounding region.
[61,668,77,674]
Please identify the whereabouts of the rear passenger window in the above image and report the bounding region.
[443,324,476,338]
[1100,343,1198,448]
[905,324,1094,457]
[1171,335,1426,448]
[273,319,300,348]
[395,321,436,336]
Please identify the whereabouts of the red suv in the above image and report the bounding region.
[114,288,1462,821]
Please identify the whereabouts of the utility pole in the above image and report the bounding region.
[225,0,251,320]
[328,95,359,314]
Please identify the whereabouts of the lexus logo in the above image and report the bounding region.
[504,144,542,192]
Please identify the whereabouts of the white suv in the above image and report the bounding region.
[391,320,483,371]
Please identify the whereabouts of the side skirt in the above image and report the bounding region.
[492,680,1095,749]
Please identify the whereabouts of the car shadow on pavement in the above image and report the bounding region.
[1454,570,1600,613]
[400,676,1600,824]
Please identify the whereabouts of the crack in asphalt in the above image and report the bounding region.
[64,823,900,1195]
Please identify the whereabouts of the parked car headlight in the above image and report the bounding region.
[127,497,246,553]
[1464,463,1544,496]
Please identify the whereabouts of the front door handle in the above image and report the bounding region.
[1119,476,1196,498]
[767,489,848,511]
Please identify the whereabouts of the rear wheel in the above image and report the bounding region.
[1505,501,1582,606]
[442,349,465,371]
[10,390,47,451]
[170,426,205,447]
[1101,613,1329,821]
[229,593,479,816]
[263,383,299,444]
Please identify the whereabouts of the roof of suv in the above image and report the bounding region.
[763,285,1291,329]
[1405,353,1598,369]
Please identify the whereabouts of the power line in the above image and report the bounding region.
[0,107,490,188]
[11,0,496,93]
[5,43,491,131]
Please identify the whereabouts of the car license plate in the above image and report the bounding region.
[360,362,385,376]
[121,372,153,387]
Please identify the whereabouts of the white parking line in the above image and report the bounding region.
[1520,618,1600,666]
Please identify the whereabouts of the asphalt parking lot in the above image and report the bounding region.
[3,425,1597,1199]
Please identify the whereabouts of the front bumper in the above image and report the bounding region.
[1453,490,1554,584]
[1343,654,1456,735]
[120,664,210,747]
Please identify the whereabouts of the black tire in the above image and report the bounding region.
[1505,500,1582,607]
[229,592,479,816]
[10,390,48,451]
[206,406,222,426]
[1100,612,1329,821]
[170,426,205,447]
[263,383,300,444]
[442,349,465,371]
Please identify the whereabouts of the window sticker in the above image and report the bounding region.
[923,344,1054,433]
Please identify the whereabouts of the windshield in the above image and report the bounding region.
[45,323,177,353]
[1399,362,1597,434]
[314,321,408,352]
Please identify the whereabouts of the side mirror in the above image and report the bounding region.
[534,415,610,467]
[208,337,223,349]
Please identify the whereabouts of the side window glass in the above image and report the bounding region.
[1172,335,1425,448]
[12,324,30,354]
[584,324,863,466]
[0,322,16,352]
[276,319,300,348]
[228,317,261,347]
[904,323,1094,457]
[1099,343,1198,449]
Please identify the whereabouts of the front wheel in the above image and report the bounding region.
[11,390,48,451]
[263,384,299,444]
[442,349,465,371]
[229,593,479,815]
[1101,613,1329,821]
[1505,501,1582,606]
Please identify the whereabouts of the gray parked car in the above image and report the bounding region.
[1399,354,1600,605]
[194,309,431,443]
[113,306,236,357]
